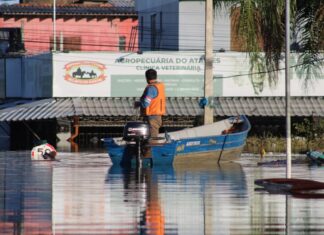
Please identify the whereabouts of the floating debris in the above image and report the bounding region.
[31,143,57,161]
[255,178,324,199]
[257,159,307,167]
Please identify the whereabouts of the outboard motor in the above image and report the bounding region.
[123,121,150,143]
[122,121,151,167]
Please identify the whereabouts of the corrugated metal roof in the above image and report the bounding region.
[0,98,73,121]
[0,4,136,16]
[210,97,324,116]
[1,97,324,122]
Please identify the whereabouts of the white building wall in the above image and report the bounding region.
[179,1,231,51]
[137,0,231,51]
[179,1,205,51]
[213,7,231,51]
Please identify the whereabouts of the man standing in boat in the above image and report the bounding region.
[135,69,166,157]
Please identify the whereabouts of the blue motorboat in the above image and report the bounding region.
[102,115,251,167]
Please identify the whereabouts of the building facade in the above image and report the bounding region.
[0,2,138,54]
[0,0,323,150]
[136,0,235,52]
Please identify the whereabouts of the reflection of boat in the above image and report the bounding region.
[107,166,171,235]
[174,162,247,194]
[102,115,250,167]
[107,162,245,187]
[106,162,247,234]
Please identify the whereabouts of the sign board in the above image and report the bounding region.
[53,52,324,97]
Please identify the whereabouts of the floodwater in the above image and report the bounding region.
[1,151,324,235]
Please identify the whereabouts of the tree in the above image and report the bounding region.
[293,116,324,150]
[217,0,323,88]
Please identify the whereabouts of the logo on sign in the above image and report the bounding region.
[64,61,106,84]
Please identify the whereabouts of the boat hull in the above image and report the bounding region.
[173,148,243,165]
[103,115,250,167]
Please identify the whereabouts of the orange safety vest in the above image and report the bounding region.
[144,82,166,116]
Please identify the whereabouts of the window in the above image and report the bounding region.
[50,36,81,51]
[0,28,24,53]
[119,36,126,51]
[0,31,9,41]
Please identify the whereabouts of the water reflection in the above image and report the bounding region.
[3,152,324,234]
[0,152,53,235]
[106,162,247,234]
[0,152,251,234]
[107,166,171,234]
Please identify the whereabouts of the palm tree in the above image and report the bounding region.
[216,0,323,89]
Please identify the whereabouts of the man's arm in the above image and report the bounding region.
[140,85,158,108]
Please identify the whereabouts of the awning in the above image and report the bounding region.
[1,97,324,122]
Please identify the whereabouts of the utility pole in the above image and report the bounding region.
[204,0,214,125]
[53,0,57,52]
[285,0,291,178]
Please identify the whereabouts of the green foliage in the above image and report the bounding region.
[293,117,324,149]
[294,118,324,137]
[293,118,314,139]
[223,0,323,92]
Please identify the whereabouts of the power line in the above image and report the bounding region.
[219,57,324,79]
[1,22,231,42]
